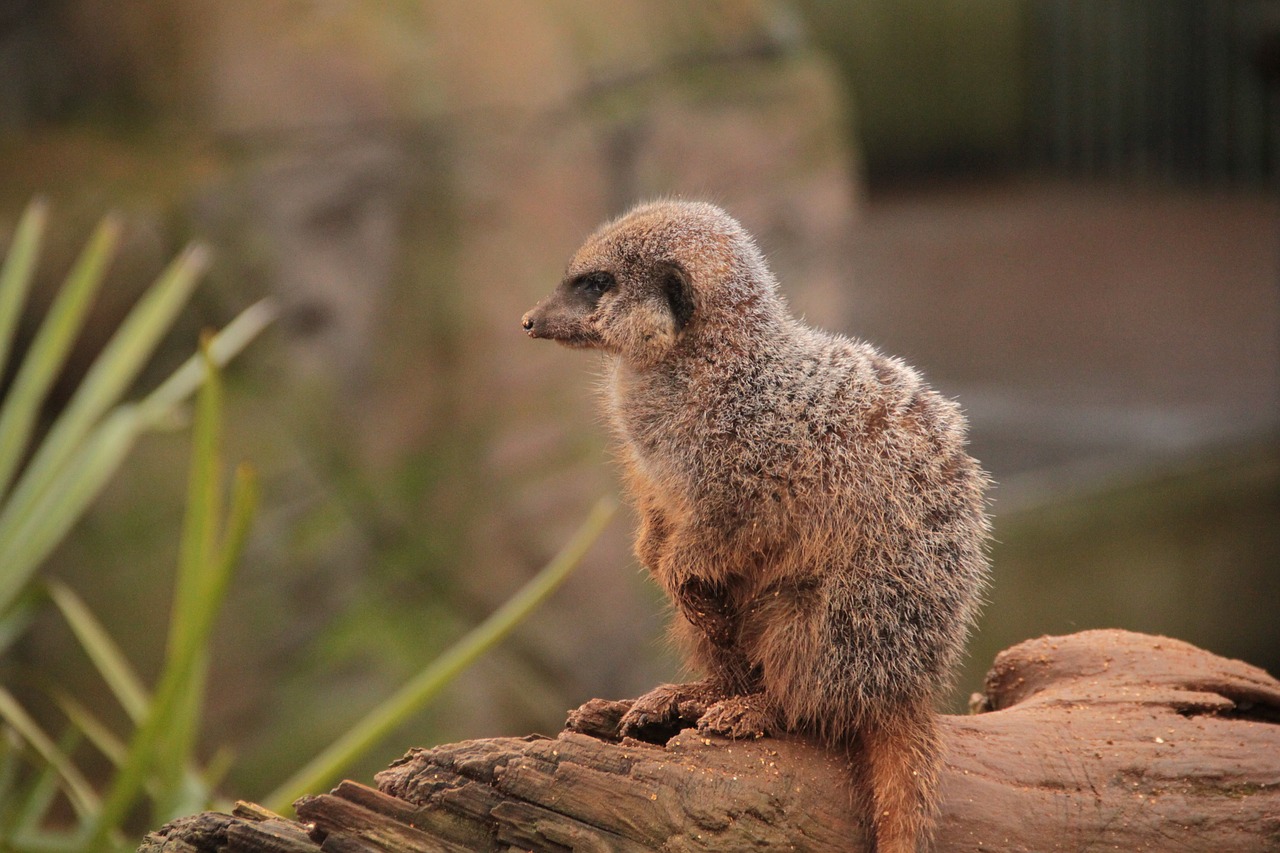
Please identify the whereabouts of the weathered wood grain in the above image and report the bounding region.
[138,630,1280,852]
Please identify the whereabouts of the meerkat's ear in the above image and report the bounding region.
[660,263,695,332]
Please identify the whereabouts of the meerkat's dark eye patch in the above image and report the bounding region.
[575,271,616,298]
[660,264,695,331]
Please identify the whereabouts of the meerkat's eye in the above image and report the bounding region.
[578,271,616,296]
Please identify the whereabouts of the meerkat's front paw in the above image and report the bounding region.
[565,698,634,739]
[697,692,776,740]
[618,681,722,742]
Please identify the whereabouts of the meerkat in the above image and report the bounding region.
[521,200,990,853]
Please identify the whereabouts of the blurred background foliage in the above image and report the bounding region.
[0,202,268,850]
[0,0,1275,835]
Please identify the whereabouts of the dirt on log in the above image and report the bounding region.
[139,629,1280,852]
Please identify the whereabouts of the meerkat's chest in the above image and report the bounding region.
[607,371,700,482]
[608,361,810,505]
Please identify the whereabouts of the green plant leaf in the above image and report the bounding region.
[139,298,277,415]
[151,651,210,822]
[200,746,235,803]
[0,209,272,847]
[0,199,48,382]
[1,242,207,535]
[91,352,257,843]
[51,685,213,819]
[0,689,98,821]
[8,728,81,839]
[149,340,223,820]
[262,495,617,815]
[155,411,260,824]
[0,297,274,617]
[168,338,222,666]
[0,213,120,499]
[0,406,143,616]
[48,692,126,770]
[0,727,23,832]
[0,589,41,658]
[216,464,259,595]
[46,581,149,724]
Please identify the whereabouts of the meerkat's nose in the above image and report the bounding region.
[521,312,536,334]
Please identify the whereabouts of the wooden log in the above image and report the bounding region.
[138,630,1280,852]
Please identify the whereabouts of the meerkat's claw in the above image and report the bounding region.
[618,681,719,741]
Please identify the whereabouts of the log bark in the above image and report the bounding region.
[139,630,1280,852]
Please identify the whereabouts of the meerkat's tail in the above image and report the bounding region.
[855,699,941,853]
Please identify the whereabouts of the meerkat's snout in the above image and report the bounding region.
[520,288,603,349]
[521,300,557,339]
[520,303,563,340]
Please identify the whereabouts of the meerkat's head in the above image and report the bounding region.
[521,200,782,368]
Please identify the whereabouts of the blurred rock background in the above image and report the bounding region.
[0,0,1275,797]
